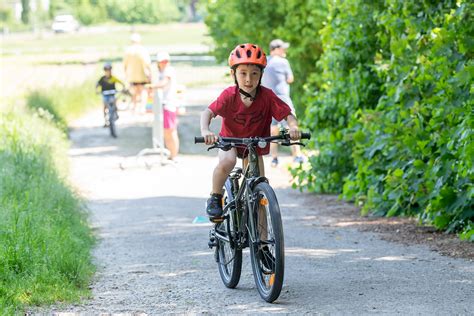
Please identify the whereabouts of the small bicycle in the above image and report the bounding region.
[102,89,121,138]
[195,130,311,302]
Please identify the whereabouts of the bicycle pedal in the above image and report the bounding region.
[209,216,224,223]
[208,240,218,249]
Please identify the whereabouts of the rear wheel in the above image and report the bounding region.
[216,179,242,288]
[249,182,284,302]
[116,90,132,111]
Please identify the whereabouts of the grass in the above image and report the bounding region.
[0,109,95,313]
[2,22,210,56]
[25,79,100,127]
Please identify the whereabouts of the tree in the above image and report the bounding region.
[21,0,30,24]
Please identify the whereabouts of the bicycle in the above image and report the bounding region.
[102,89,120,138]
[116,88,132,111]
[195,130,311,302]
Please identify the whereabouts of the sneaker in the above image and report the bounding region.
[258,245,275,274]
[271,157,279,168]
[206,193,223,220]
[293,156,305,164]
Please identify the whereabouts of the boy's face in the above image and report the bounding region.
[232,64,262,94]
[104,69,112,76]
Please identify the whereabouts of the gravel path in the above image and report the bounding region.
[46,94,473,315]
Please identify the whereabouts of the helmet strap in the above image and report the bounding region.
[239,88,257,101]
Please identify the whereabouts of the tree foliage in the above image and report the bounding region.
[205,0,473,238]
[48,0,187,25]
[205,0,327,114]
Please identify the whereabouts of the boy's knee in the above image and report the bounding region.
[218,156,236,172]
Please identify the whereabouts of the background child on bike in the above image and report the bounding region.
[200,43,302,221]
[96,62,124,127]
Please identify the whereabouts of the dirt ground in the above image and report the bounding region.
[297,193,474,261]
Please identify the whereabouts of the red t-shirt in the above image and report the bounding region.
[208,86,292,156]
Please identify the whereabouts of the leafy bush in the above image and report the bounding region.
[293,0,473,237]
[75,1,107,25]
[25,80,99,130]
[292,1,383,193]
[344,1,473,234]
[104,0,181,24]
[0,109,94,311]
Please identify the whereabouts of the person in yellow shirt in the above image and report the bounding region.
[96,62,124,127]
[123,33,151,112]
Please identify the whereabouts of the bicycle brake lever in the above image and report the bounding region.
[293,142,306,147]
[207,143,232,151]
[281,142,306,147]
[221,143,232,151]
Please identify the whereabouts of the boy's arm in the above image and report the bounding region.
[286,114,302,140]
[200,108,218,145]
[115,77,125,89]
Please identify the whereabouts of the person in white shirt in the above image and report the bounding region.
[146,52,180,161]
[262,39,304,167]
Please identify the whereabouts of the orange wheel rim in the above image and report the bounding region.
[260,197,268,206]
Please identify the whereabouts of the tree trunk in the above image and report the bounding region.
[21,0,30,24]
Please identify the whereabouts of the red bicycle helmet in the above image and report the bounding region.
[228,43,267,68]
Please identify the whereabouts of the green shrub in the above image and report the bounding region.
[75,2,107,25]
[344,1,473,234]
[25,80,99,130]
[293,0,473,237]
[291,1,383,192]
[0,109,95,311]
[104,0,181,24]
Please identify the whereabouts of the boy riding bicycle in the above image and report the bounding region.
[200,43,302,221]
[96,62,125,126]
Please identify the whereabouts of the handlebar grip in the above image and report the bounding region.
[194,136,205,144]
[301,132,311,140]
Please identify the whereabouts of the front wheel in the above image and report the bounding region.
[215,178,242,288]
[108,103,118,138]
[249,182,284,303]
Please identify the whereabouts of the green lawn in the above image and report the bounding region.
[2,23,210,56]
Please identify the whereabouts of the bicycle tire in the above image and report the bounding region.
[116,90,132,111]
[108,104,117,138]
[216,179,242,288]
[249,182,284,302]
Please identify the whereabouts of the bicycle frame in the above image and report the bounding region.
[220,142,269,250]
[198,131,310,250]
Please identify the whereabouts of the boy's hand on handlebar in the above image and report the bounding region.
[201,130,218,145]
[288,127,302,141]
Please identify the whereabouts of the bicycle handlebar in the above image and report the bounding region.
[194,132,311,144]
